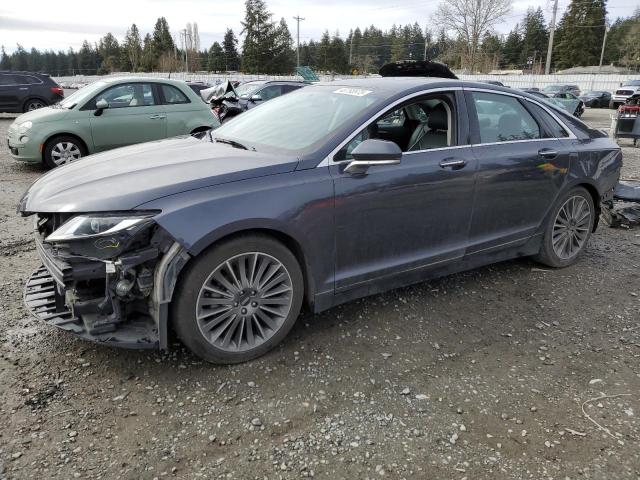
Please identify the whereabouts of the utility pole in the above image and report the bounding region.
[598,22,610,73]
[545,0,558,75]
[423,25,428,61]
[293,15,305,69]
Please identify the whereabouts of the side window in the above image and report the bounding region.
[161,84,190,104]
[281,84,302,94]
[258,85,283,101]
[526,102,569,138]
[472,92,541,143]
[96,83,156,108]
[0,74,17,86]
[334,95,456,161]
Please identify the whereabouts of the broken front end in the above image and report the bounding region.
[24,212,189,349]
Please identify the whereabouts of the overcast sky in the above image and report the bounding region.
[1,0,638,53]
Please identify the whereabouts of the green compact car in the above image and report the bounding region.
[7,77,219,168]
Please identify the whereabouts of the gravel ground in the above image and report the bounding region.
[0,109,639,480]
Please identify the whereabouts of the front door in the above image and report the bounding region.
[89,82,167,152]
[465,90,571,253]
[330,91,477,291]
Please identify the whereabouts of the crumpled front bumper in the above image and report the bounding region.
[24,266,159,348]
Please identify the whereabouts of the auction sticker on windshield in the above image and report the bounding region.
[333,87,372,97]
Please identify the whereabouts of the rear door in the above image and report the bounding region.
[158,83,198,137]
[465,89,572,254]
[88,82,167,151]
[0,74,20,111]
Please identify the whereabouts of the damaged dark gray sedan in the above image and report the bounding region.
[19,78,622,364]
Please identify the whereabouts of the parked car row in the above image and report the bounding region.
[11,62,622,364]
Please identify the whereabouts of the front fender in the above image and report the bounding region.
[136,168,336,298]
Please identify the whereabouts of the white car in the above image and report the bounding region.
[611,79,640,109]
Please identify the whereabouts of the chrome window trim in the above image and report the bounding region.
[466,88,577,142]
[318,85,578,168]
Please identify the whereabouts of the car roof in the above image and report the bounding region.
[0,70,51,77]
[99,76,191,88]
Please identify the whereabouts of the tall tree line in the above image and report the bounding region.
[0,1,638,75]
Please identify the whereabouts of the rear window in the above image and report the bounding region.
[526,102,569,138]
[162,84,190,104]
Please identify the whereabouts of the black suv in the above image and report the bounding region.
[0,71,64,113]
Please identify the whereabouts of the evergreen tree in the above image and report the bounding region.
[502,24,523,67]
[519,7,547,68]
[270,18,295,74]
[554,0,607,69]
[223,29,240,71]
[207,42,225,71]
[98,33,121,73]
[152,17,175,63]
[241,0,276,73]
[124,24,143,72]
[12,45,29,71]
[140,33,155,71]
[77,40,98,74]
[0,46,10,70]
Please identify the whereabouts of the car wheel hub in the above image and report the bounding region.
[552,195,591,260]
[196,252,293,352]
[51,142,82,165]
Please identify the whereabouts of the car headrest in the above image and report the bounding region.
[498,113,522,139]
[428,105,448,131]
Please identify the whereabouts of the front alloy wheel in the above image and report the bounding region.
[196,252,294,352]
[173,235,304,364]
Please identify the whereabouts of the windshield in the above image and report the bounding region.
[214,85,380,154]
[584,91,602,96]
[543,85,563,92]
[57,81,106,109]
[235,81,265,98]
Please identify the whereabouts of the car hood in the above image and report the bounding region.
[13,106,70,125]
[19,136,299,213]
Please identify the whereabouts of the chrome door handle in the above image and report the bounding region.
[149,114,166,119]
[538,149,558,159]
[439,158,467,170]
[19,87,28,90]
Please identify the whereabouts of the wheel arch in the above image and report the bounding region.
[41,132,90,161]
[574,182,601,231]
[183,227,316,310]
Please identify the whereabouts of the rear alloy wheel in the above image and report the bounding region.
[43,136,86,168]
[23,99,46,112]
[534,187,594,268]
[173,235,304,364]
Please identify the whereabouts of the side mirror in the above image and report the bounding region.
[250,94,262,102]
[94,99,109,116]
[344,139,402,174]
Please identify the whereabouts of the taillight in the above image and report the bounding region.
[51,86,64,96]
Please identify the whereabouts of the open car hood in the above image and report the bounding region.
[379,60,458,79]
[202,80,240,104]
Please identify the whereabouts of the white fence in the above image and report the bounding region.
[54,72,639,93]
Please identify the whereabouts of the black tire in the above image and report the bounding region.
[172,234,304,364]
[534,187,595,268]
[23,98,47,112]
[42,135,87,169]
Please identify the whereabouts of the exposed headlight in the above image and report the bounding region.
[46,213,155,242]
[18,121,33,133]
